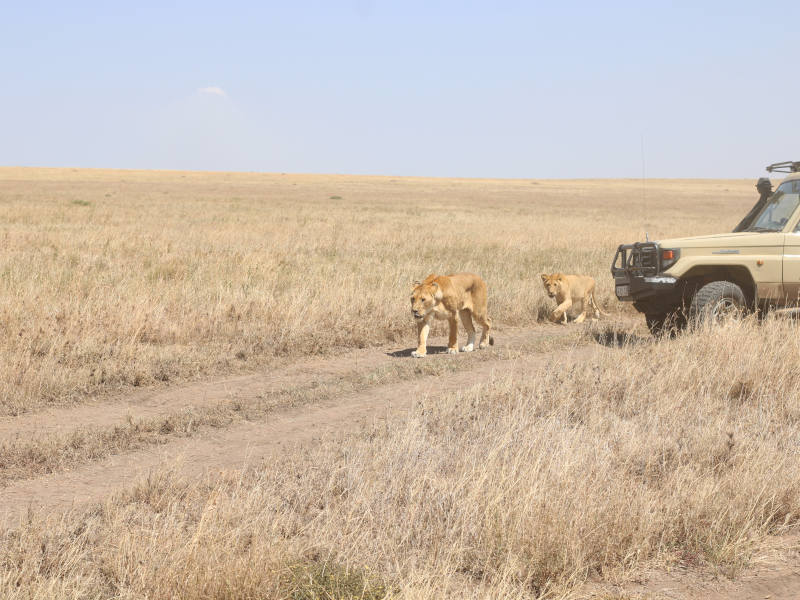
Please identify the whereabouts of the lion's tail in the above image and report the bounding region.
[590,292,608,316]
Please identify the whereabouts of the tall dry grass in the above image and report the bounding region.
[0,168,755,414]
[3,319,800,599]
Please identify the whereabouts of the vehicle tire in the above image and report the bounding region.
[688,280,747,326]
[645,310,687,337]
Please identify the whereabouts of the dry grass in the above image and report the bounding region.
[4,319,800,599]
[3,167,786,598]
[0,167,753,415]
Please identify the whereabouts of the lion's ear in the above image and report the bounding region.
[540,274,548,282]
[431,281,444,300]
[411,280,421,290]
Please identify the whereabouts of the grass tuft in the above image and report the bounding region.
[283,559,391,600]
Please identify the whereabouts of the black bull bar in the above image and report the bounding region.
[611,242,660,277]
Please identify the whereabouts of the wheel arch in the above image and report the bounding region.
[679,265,757,309]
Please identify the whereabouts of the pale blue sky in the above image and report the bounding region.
[2,1,797,178]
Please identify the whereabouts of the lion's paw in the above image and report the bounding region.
[446,347,459,355]
[411,350,426,358]
[460,344,474,352]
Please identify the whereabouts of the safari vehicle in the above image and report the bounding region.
[612,161,800,334]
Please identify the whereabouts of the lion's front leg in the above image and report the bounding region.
[550,298,572,324]
[446,317,459,354]
[411,320,430,358]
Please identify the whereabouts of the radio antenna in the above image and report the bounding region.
[640,132,647,204]
[641,132,648,240]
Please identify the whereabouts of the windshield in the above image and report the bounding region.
[748,180,800,232]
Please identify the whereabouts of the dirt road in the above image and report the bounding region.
[0,326,582,520]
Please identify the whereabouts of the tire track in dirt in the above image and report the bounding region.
[0,326,573,444]
[584,535,800,599]
[0,325,589,523]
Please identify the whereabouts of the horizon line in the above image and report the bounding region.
[0,165,759,183]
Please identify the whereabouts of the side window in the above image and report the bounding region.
[757,193,799,230]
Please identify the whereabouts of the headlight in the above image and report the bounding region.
[660,248,680,271]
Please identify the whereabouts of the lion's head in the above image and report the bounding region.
[410,277,442,321]
[540,273,567,299]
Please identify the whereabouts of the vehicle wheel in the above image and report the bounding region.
[645,310,687,337]
[688,280,746,326]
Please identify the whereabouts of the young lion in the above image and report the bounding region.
[410,273,494,358]
[540,273,604,324]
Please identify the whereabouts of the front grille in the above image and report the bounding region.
[631,245,658,271]
[611,242,660,277]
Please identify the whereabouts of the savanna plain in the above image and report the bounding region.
[1,167,799,599]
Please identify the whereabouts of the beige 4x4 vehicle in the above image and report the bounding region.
[612,161,800,334]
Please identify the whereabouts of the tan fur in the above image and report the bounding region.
[540,273,604,324]
[409,273,494,357]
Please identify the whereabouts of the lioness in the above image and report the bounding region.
[540,273,604,324]
[410,273,494,358]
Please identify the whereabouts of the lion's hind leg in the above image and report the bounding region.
[459,309,476,352]
[589,291,604,319]
[475,312,493,349]
[575,294,589,323]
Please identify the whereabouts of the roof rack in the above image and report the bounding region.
[766,161,800,173]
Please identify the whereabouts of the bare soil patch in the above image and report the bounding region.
[583,534,800,599]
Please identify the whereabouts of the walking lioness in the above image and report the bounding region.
[540,273,604,324]
[410,273,494,358]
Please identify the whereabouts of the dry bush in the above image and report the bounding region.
[0,168,754,414]
[4,320,800,598]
